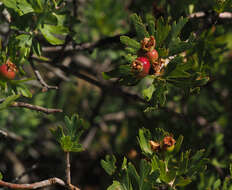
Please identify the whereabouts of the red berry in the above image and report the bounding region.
[131,57,150,78]
[146,49,159,63]
[0,60,17,80]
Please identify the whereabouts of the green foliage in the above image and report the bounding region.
[102,128,208,190]
[0,172,2,180]
[105,13,211,108]
[130,13,149,40]
[50,114,86,152]
[0,94,20,110]
[101,155,117,176]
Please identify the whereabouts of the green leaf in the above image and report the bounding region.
[2,0,17,11]
[146,14,156,36]
[191,149,205,163]
[3,0,34,16]
[60,136,73,152]
[16,84,32,98]
[122,157,127,170]
[107,181,126,190]
[32,39,42,56]
[101,155,117,176]
[150,79,168,107]
[173,135,184,155]
[102,65,131,78]
[69,143,84,152]
[128,162,140,184]
[142,83,155,101]
[213,179,221,190]
[222,177,230,190]
[169,41,193,56]
[0,172,2,180]
[179,150,190,175]
[137,128,153,155]
[139,159,151,189]
[120,36,141,50]
[151,155,159,172]
[175,177,192,187]
[16,0,34,15]
[50,126,64,142]
[0,95,20,110]
[166,17,188,45]
[155,17,171,47]
[163,56,183,77]
[130,14,149,40]
[39,24,68,45]
[230,164,232,176]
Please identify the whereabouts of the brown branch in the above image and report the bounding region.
[31,61,58,92]
[0,129,23,141]
[65,152,80,190]
[10,102,63,114]
[66,152,71,186]
[0,178,65,189]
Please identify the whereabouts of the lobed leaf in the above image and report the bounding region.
[0,94,20,110]
[130,14,149,40]
[120,36,141,50]
[101,155,117,176]
[107,181,126,190]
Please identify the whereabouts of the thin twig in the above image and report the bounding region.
[12,164,38,183]
[34,70,58,92]
[10,102,63,114]
[31,62,58,92]
[0,129,23,141]
[65,152,80,190]
[0,178,66,189]
[66,152,71,186]
[189,11,232,19]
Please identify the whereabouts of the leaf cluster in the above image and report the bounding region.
[50,114,87,152]
[102,128,209,190]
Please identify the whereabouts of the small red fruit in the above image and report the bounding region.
[0,60,17,80]
[131,57,150,78]
[146,49,159,63]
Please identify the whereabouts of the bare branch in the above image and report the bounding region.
[188,11,232,19]
[10,102,63,114]
[0,178,66,189]
[66,152,71,186]
[0,129,23,141]
[31,62,58,92]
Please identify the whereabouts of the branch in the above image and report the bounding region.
[0,129,23,141]
[0,178,66,189]
[189,11,232,19]
[10,102,63,114]
[42,32,134,53]
[66,152,71,186]
[31,61,58,92]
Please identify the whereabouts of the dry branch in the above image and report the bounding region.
[10,102,63,114]
[0,178,66,189]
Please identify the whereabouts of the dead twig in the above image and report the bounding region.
[0,129,23,141]
[0,178,66,189]
[31,62,58,92]
[10,102,62,114]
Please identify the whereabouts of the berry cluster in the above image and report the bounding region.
[0,59,18,80]
[131,36,164,78]
[149,135,176,153]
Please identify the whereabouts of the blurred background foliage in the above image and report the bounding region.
[0,0,232,189]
